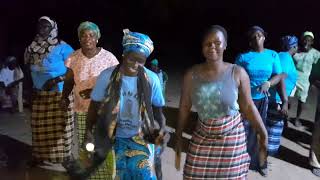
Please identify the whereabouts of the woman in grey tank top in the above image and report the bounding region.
[175,25,268,180]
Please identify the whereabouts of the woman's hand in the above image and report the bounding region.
[258,81,271,94]
[79,89,92,99]
[60,98,70,111]
[42,78,56,91]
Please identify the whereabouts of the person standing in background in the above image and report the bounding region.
[150,59,168,102]
[24,16,74,171]
[235,26,287,176]
[293,31,320,127]
[267,35,298,156]
[61,21,119,179]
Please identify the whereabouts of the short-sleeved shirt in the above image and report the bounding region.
[235,48,282,100]
[28,42,74,92]
[65,48,118,112]
[293,48,320,79]
[269,52,297,103]
[91,66,165,138]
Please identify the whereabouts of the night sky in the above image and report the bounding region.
[1,0,320,69]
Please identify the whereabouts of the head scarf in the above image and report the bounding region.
[122,29,154,58]
[150,59,158,66]
[281,35,298,51]
[77,21,101,40]
[303,31,314,39]
[247,25,267,40]
[25,16,59,65]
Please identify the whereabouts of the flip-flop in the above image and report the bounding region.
[312,168,320,177]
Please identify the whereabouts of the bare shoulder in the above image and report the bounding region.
[232,64,248,85]
[184,64,201,80]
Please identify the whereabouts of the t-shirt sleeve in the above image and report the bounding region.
[150,72,165,107]
[272,53,282,74]
[90,70,110,102]
[64,56,73,69]
[313,49,320,64]
[109,53,119,66]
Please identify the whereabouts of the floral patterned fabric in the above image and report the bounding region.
[65,48,118,112]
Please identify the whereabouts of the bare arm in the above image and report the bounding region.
[236,66,268,164]
[61,68,74,100]
[153,106,166,133]
[175,69,193,170]
[276,76,289,115]
[176,69,193,141]
[269,73,286,87]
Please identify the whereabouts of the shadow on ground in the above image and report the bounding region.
[0,135,69,180]
[283,118,313,148]
[277,145,310,169]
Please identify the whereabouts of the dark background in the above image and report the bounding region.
[1,0,319,70]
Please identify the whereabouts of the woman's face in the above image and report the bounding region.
[37,20,52,38]
[202,30,226,61]
[249,30,265,49]
[302,36,313,51]
[79,29,98,50]
[122,51,147,76]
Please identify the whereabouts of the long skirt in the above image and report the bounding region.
[244,97,268,170]
[115,136,156,180]
[76,112,116,180]
[266,103,284,156]
[31,91,74,163]
[184,114,250,180]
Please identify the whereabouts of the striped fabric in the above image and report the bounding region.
[184,114,250,180]
[76,113,116,180]
[267,118,284,156]
[31,91,74,163]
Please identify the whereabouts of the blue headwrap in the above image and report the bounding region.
[122,29,154,58]
[281,35,298,51]
[78,21,101,39]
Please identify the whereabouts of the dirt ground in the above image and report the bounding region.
[0,69,319,180]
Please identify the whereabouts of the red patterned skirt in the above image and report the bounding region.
[184,114,250,180]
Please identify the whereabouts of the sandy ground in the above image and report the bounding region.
[0,69,319,179]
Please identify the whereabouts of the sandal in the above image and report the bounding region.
[312,168,320,177]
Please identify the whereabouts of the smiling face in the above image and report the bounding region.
[37,19,52,38]
[79,29,98,50]
[202,30,226,62]
[122,51,147,76]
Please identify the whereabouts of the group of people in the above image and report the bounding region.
[175,25,320,179]
[23,16,168,180]
[9,15,319,180]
